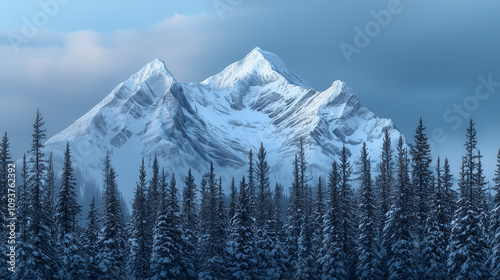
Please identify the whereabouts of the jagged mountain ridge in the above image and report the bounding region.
[45,47,403,205]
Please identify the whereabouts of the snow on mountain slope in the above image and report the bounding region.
[45,47,403,206]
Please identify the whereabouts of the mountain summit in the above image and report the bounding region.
[45,47,402,204]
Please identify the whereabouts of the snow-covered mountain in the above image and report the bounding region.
[45,47,402,205]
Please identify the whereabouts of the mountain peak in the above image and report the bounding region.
[202,47,310,89]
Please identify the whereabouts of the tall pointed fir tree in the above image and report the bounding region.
[97,153,127,280]
[476,150,490,227]
[312,176,325,260]
[55,142,84,279]
[295,186,316,280]
[229,176,257,279]
[285,154,303,274]
[383,136,418,280]
[83,197,100,280]
[228,177,237,221]
[247,149,256,217]
[448,120,489,280]
[319,161,348,280]
[357,142,382,280]
[339,144,358,280]
[146,154,160,262]
[421,157,449,280]
[127,158,150,280]
[255,142,271,228]
[151,173,189,279]
[490,149,500,278]
[17,109,61,280]
[198,163,229,280]
[256,181,287,279]
[0,132,10,279]
[181,168,199,279]
[375,128,394,235]
[411,118,433,240]
[442,158,457,229]
[17,154,28,246]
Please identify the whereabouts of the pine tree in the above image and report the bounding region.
[285,154,303,273]
[272,182,284,235]
[56,143,84,279]
[312,177,325,260]
[17,109,61,280]
[383,136,418,280]
[181,168,198,279]
[319,161,348,280]
[228,177,237,220]
[490,149,500,278]
[448,120,489,280]
[17,154,28,246]
[357,142,382,280]
[146,154,160,262]
[127,158,149,280]
[375,128,394,235]
[0,132,11,279]
[198,163,228,280]
[295,195,316,280]
[411,118,433,240]
[255,142,271,228]
[339,145,357,280]
[151,173,189,279]
[442,158,457,229]
[229,176,257,280]
[83,197,100,280]
[476,150,490,227]
[421,157,449,280]
[97,153,127,280]
[247,149,256,217]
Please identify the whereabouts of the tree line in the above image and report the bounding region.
[1,110,500,280]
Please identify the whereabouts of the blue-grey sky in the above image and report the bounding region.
[1,0,499,182]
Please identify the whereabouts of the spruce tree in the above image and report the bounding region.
[442,157,457,229]
[490,149,500,278]
[247,149,256,217]
[339,145,357,279]
[17,154,28,246]
[295,196,316,280]
[312,176,325,260]
[151,173,189,279]
[357,142,382,280]
[146,154,160,260]
[285,154,302,273]
[272,182,284,235]
[83,197,100,280]
[127,158,149,280]
[181,168,198,279]
[448,120,489,280]
[383,136,418,280]
[411,118,433,240]
[0,132,10,279]
[421,157,449,280]
[319,161,348,280]
[228,177,237,220]
[17,109,61,280]
[255,142,271,228]
[97,153,127,280]
[375,128,394,235]
[198,163,228,280]
[56,143,84,280]
[229,176,257,280]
